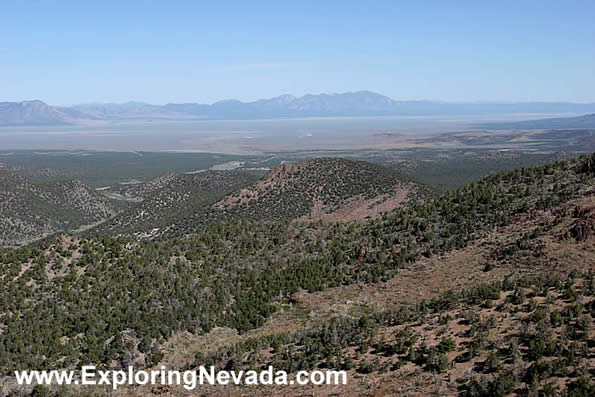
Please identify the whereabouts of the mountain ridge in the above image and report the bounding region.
[3,92,595,125]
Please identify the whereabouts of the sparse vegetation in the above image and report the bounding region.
[0,170,125,246]
[0,152,593,396]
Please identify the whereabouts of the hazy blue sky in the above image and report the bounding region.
[1,1,594,105]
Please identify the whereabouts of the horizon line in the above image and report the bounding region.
[4,91,595,107]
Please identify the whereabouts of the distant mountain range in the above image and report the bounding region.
[2,91,595,126]
[477,113,595,129]
[0,100,73,125]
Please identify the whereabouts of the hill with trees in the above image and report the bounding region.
[0,170,123,246]
[94,158,426,240]
[0,153,593,396]
[212,158,425,221]
[92,171,260,239]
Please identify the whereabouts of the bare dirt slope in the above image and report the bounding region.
[214,158,425,222]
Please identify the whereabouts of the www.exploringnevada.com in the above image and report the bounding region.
[15,365,348,390]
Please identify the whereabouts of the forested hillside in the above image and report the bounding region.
[0,154,592,396]
[93,171,260,239]
[213,158,424,221]
[0,171,123,246]
[92,158,425,240]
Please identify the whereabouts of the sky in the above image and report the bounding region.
[1,1,594,105]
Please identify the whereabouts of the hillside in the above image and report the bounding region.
[394,151,575,190]
[0,171,123,246]
[94,171,260,238]
[94,158,425,240]
[213,158,424,222]
[0,153,593,396]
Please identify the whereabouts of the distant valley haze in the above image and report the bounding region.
[2,91,595,126]
[2,1,594,153]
